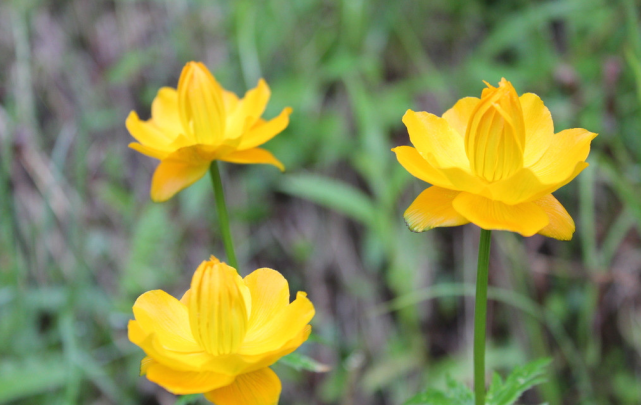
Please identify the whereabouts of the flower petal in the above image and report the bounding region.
[226,79,271,140]
[488,160,589,205]
[128,320,212,371]
[195,326,311,376]
[145,359,235,395]
[520,93,554,167]
[403,110,470,170]
[219,147,285,171]
[223,90,240,114]
[237,107,292,151]
[452,192,549,237]
[150,151,210,202]
[125,111,176,149]
[151,87,184,137]
[189,259,250,356]
[528,128,597,183]
[404,187,469,232]
[532,194,575,240]
[442,97,480,137]
[177,62,226,145]
[431,163,488,194]
[240,292,314,356]
[391,146,454,188]
[140,356,154,376]
[129,142,170,160]
[243,269,290,337]
[205,368,281,405]
[132,290,201,352]
[464,79,525,182]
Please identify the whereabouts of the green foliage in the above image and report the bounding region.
[404,359,551,405]
[0,355,67,403]
[175,394,204,405]
[2,0,641,403]
[278,352,331,373]
[404,377,474,405]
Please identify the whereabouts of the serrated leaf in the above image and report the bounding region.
[403,376,473,405]
[404,389,452,405]
[278,352,330,372]
[486,358,551,405]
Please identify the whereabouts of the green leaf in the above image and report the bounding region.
[403,359,550,405]
[174,393,203,405]
[403,376,474,405]
[486,358,552,405]
[0,355,67,402]
[278,174,376,224]
[278,353,330,373]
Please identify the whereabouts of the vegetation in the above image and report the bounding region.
[1,0,641,404]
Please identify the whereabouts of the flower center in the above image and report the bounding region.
[465,79,525,182]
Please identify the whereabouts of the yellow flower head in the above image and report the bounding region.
[126,62,292,202]
[128,256,314,404]
[392,78,597,239]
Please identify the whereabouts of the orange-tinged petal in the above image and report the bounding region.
[404,187,469,232]
[150,152,210,202]
[452,192,549,237]
[125,111,176,149]
[442,97,480,137]
[177,62,226,145]
[465,79,525,182]
[205,368,281,405]
[180,289,191,305]
[145,359,235,395]
[432,164,488,194]
[223,90,240,114]
[528,128,597,183]
[520,93,554,167]
[487,160,589,205]
[243,269,290,337]
[194,325,311,376]
[403,110,470,170]
[219,147,285,171]
[236,107,292,151]
[129,321,213,371]
[532,194,575,240]
[240,291,314,356]
[129,142,170,160]
[392,146,454,189]
[132,290,201,352]
[128,319,147,345]
[151,87,184,137]
[189,259,251,356]
[226,79,271,140]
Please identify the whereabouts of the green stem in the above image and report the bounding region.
[474,229,492,405]
[209,161,239,270]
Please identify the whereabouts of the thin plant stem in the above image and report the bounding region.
[209,161,239,270]
[474,229,492,405]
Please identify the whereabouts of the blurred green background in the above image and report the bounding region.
[2,0,641,404]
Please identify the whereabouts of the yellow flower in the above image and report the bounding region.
[392,78,597,239]
[126,62,292,202]
[128,256,314,405]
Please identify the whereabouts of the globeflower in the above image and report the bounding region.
[393,78,596,239]
[126,62,292,202]
[128,256,314,404]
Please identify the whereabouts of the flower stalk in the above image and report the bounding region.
[209,161,238,270]
[474,229,492,405]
